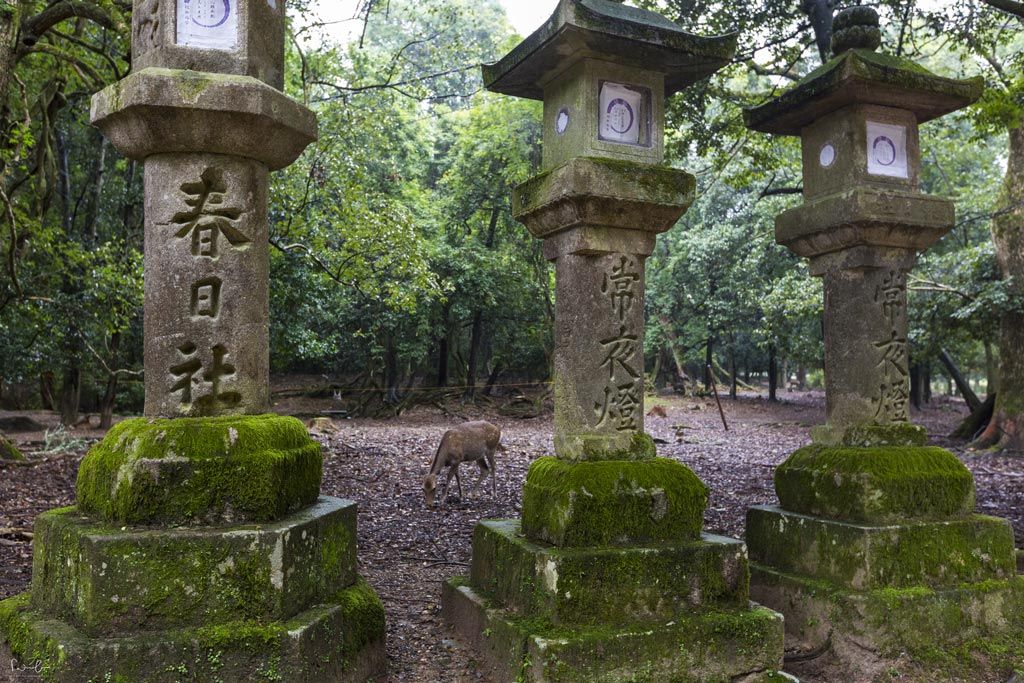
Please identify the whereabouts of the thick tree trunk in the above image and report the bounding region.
[910,362,925,411]
[59,365,80,426]
[728,346,737,400]
[985,340,998,395]
[0,1,25,116]
[975,125,1024,451]
[768,344,778,403]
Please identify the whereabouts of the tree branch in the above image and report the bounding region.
[21,1,123,47]
[982,0,1024,20]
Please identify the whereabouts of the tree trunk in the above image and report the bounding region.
[436,304,450,387]
[384,334,399,404]
[910,362,924,411]
[39,371,55,410]
[658,315,690,393]
[923,362,932,404]
[0,1,25,117]
[704,337,713,392]
[464,309,483,400]
[768,344,778,403]
[797,365,807,390]
[976,124,1024,450]
[984,340,998,396]
[59,365,80,426]
[483,363,502,397]
[98,332,121,429]
[728,346,737,400]
[939,348,982,413]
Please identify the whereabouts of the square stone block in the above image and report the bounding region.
[749,565,1024,680]
[773,445,975,524]
[76,415,322,526]
[0,578,385,683]
[442,581,786,683]
[29,497,356,636]
[521,457,708,547]
[746,506,1016,591]
[469,520,749,626]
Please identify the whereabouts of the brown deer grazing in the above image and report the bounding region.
[423,421,505,507]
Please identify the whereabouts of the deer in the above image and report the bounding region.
[423,421,505,508]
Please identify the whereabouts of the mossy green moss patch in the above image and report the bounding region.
[28,498,357,636]
[522,457,708,547]
[775,445,974,523]
[0,577,386,682]
[76,414,322,525]
[746,506,1016,591]
[442,579,784,683]
[0,433,24,461]
[468,520,748,627]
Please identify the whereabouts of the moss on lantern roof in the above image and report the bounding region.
[744,48,984,136]
[483,0,737,100]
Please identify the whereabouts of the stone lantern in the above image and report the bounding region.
[0,1,386,680]
[442,2,786,680]
[742,7,1024,675]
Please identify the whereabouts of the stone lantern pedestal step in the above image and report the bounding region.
[442,521,787,683]
[0,416,386,682]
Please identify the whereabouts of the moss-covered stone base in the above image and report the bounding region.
[442,580,786,683]
[521,457,708,547]
[749,566,1024,681]
[0,578,386,683]
[746,506,1016,591]
[774,445,974,523]
[469,520,749,626]
[76,414,322,526]
[28,497,357,635]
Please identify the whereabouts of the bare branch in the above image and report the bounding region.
[982,0,1024,21]
[21,1,124,47]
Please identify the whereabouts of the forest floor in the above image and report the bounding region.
[1,388,1022,682]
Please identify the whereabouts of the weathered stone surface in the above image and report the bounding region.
[142,153,271,417]
[774,189,954,260]
[442,581,785,683]
[91,68,317,171]
[746,506,1015,591]
[772,445,975,523]
[469,520,748,626]
[513,157,695,238]
[482,0,737,102]
[29,497,356,636]
[131,0,287,90]
[749,566,1024,678]
[815,255,918,438]
[0,578,386,683]
[75,415,322,525]
[521,457,707,547]
[743,48,983,136]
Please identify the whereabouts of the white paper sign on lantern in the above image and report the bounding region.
[599,82,642,145]
[866,121,908,179]
[177,0,238,51]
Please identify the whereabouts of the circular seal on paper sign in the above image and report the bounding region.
[872,135,897,166]
[819,143,836,168]
[555,108,570,136]
[189,0,232,29]
[606,98,635,135]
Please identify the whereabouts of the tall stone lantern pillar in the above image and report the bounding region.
[743,7,1024,676]
[0,2,386,680]
[442,2,786,681]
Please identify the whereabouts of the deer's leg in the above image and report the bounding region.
[454,465,464,499]
[487,449,497,498]
[442,465,459,505]
[468,459,488,496]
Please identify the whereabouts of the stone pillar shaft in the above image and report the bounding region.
[144,153,270,417]
[821,262,910,428]
[553,250,647,458]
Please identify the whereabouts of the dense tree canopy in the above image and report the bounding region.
[0,0,1020,449]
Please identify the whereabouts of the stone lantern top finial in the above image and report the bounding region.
[830,6,882,56]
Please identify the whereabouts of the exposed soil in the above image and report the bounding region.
[1,390,1021,682]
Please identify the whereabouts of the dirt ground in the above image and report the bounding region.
[1,390,1022,682]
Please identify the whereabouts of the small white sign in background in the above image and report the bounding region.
[177,0,238,51]
[599,83,642,145]
[866,121,908,179]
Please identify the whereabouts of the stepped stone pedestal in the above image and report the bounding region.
[0,1,385,680]
[441,2,789,681]
[742,8,1023,679]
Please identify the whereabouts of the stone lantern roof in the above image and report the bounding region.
[482,0,737,100]
[744,8,983,136]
